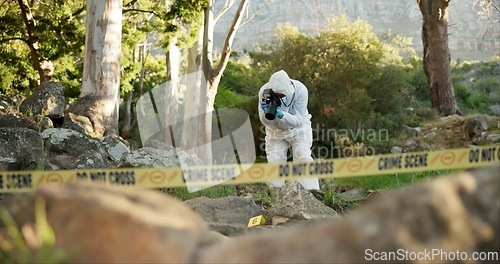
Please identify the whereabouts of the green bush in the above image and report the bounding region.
[467,91,489,111]
[475,77,499,94]
[0,63,15,96]
[404,57,429,102]
[454,83,471,104]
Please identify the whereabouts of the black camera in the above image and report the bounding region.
[262,88,281,120]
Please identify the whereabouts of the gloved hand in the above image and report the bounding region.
[261,101,269,111]
[276,110,284,119]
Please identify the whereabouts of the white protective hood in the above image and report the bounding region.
[268,70,295,100]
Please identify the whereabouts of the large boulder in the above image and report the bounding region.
[41,128,101,156]
[2,182,211,263]
[464,115,491,140]
[0,113,39,131]
[185,196,265,236]
[19,82,66,119]
[271,182,340,225]
[98,135,131,164]
[118,141,203,169]
[63,95,112,137]
[41,128,108,170]
[0,127,45,170]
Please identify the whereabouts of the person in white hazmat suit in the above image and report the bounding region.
[258,70,320,190]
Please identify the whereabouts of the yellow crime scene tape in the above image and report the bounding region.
[0,145,498,193]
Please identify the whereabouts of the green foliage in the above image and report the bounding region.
[454,82,471,103]
[404,56,430,102]
[475,77,499,94]
[0,0,187,100]
[253,16,388,130]
[333,170,452,192]
[0,0,86,93]
[214,85,248,108]
[161,0,209,49]
[378,30,417,64]
[32,0,86,61]
[54,54,83,99]
[0,63,15,96]
[367,65,408,115]
[467,92,489,110]
[451,58,499,114]
[251,15,422,152]
[219,59,263,96]
[160,185,237,201]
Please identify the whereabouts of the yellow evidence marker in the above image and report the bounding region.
[248,215,265,227]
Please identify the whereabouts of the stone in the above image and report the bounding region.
[98,135,131,163]
[271,182,340,224]
[424,131,436,140]
[185,196,265,236]
[63,112,94,136]
[45,154,77,170]
[118,147,179,168]
[41,128,101,157]
[0,113,39,131]
[0,127,46,170]
[401,125,421,137]
[19,82,66,118]
[63,95,116,137]
[118,147,203,168]
[34,115,54,131]
[2,182,210,263]
[390,146,402,154]
[464,115,490,140]
[74,150,108,169]
[337,187,365,202]
[486,133,500,142]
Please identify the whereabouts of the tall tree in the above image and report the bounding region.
[417,0,462,116]
[182,0,258,164]
[162,0,207,146]
[78,0,123,136]
[17,0,51,85]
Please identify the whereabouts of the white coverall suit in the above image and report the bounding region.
[258,70,320,190]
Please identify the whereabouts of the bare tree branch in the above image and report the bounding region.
[0,37,28,44]
[123,8,157,15]
[212,0,249,83]
[486,0,500,12]
[473,0,500,40]
[214,0,234,24]
[474,0,500,15]
[239,0,273,29]
[70,6,86,21]
[124,0,139,8]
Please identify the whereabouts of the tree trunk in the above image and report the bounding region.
[17,0,53,85]
[81,0,122,136]
[418,0,461,116]
[164,37,180,147]
[180,0,250,164]
[182,25,204,160]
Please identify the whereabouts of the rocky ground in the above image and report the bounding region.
[0,166,498,263]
